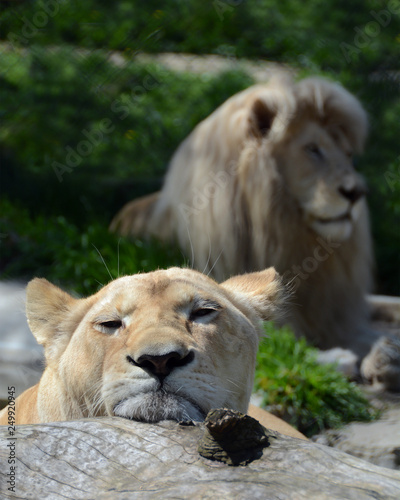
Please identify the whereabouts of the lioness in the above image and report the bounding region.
[0,267,305,439]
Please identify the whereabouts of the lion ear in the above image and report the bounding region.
[248,98,277,138]
[221,267,287,322]
[26,278,85,364]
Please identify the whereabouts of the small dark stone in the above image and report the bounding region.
[197,408,271,466]
[179,420,196,426]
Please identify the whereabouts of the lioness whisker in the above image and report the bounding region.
[184,223,195,270]
[221,386,239,396]
[207,248,224,277]
[117,237,121,278]
[92,396,106,417]
[225,378,245,389]
[201,232,213,276]
[92,243,114,282]
[90,389,106,417]
[78,381,104,417]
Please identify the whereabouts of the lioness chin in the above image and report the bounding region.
[0,267,305,440]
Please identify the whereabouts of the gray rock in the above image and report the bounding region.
[0,281,44,399]
[314,391,400,470]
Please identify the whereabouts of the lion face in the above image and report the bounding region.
[27,267,284,423]
[273,121,367,242]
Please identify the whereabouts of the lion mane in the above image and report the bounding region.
[111,75,381,363]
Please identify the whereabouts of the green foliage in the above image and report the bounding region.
[0,199,183,296]
[0,47,253,226]
[255,323,377,437]
[1,1,398,293]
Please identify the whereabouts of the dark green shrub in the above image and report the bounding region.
[0,199,183,295]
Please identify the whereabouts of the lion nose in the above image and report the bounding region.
[127,350,195,380]
[338,184,367,204]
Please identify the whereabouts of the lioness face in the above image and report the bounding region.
[28,267,284,423]
[277,121,367,242]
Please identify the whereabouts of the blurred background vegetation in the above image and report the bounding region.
[0,0,399,432]
[0,0,399,295]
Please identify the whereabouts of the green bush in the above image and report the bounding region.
[0,199,183,296]
[255,323,377,436]
[0,47,253,226]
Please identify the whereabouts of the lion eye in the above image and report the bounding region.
[306,143,323,159]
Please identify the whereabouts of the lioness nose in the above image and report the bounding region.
[338,184,367,204]
[127,350,195,380]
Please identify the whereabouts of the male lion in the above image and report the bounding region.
[111,76,400,388]
[0,267,305,439]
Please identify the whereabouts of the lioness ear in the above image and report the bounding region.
[26,278,80,364]
[221,268,286,322]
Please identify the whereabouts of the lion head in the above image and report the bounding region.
[2,267,285,425]
[252,77,368,244]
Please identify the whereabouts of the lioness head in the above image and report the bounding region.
[23,267,284,424]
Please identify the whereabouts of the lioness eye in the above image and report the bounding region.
[101,320,122,329]
[95,320,123,334]
[191,308,214,319]
[189,306,221,322]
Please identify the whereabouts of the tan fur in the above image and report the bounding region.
[0,267,305,439]
[113,192,161,237]
[248,403,305,439]
[111,76,381,361]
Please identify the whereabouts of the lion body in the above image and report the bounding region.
[0,267,305,439]
[111,76,379,358]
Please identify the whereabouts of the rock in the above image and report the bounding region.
[135,52,294,83]
[361,335,400,391]
[197,408,270,465]
[314,407,400,470]
[0,282,44,400]
[316,347,358,378]
[313,390,400,470]
[368,295,400,323]
[1,416,400,499]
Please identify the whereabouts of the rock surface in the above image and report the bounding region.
[0,282,43,400]
[1,416,400,499]
[313,389,400,470]
[313,300,400,470]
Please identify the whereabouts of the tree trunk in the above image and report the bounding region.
[1,415,400,499]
